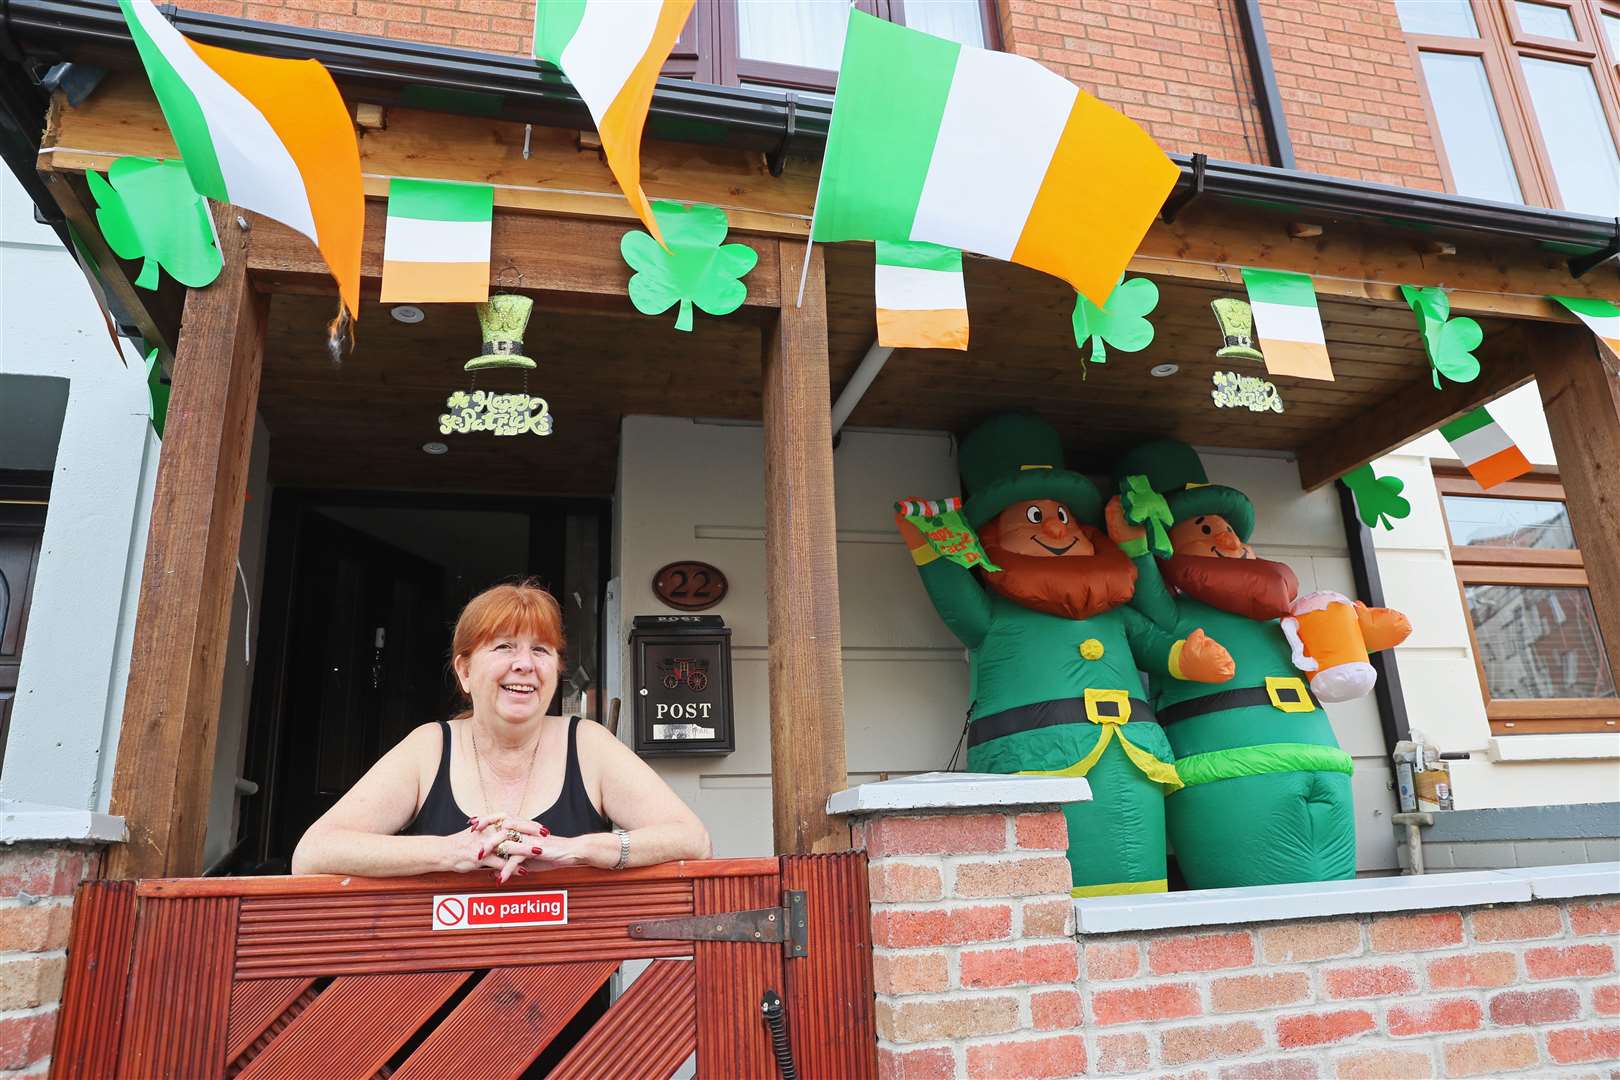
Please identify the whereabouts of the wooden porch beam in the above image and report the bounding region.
[1295,325,1534,491]
[762,241,848,855]
[107,205,266,880]
[1531,326,1620,681]
[242,202,782,308]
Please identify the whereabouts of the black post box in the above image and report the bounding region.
[629,614,735,756]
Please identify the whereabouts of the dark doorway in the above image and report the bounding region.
[0,472,49,774]
[237,490,609,873]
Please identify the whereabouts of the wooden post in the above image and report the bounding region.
[762,242,849,854]
[107,206,266,880]
[1532,324,1620,681]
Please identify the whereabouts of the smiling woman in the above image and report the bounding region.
[289,580,711,880]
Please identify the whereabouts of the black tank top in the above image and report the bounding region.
[401,716,611,837]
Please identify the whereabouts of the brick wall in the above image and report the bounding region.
[853,808,1086,1078]
[855,803,1620,1079]
[0,845,100,1080]
[1258,0,1445,190]
[180,0,534,54]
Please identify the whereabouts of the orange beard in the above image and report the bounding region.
[980,522,1138,621]
[1161,553,1299,621]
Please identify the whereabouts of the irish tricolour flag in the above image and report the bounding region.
[381,180,494,304]
[1549,295,1620,363]
[117,0,363,319]
[1440,406,1531,490]
[875,241,969,351]
[812,10,1177,307]
[1241,268,1335,381]
[535,0,695,247]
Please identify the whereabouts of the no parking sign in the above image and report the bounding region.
[431,890,568,930]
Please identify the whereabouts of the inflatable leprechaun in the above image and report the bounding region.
[895,415,1236,897]
[1106,439,1411,889]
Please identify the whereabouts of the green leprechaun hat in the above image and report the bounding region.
[1113,438,1255,542]
[959,413,1102,529]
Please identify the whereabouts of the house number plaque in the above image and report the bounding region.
[652,561,727,612]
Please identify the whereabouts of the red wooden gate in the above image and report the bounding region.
[52,854,876,1079]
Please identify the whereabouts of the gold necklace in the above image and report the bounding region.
[469,721,543,818]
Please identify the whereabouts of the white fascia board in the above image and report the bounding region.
[827,772,1091,815]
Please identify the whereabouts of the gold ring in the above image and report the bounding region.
[505,828,521,844]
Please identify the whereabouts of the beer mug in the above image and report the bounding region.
[1280,591,1376,703]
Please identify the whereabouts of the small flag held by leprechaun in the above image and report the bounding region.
[896,498,1000,571]
[875,241,969,350]
[1439,405,1532,490]
[381,179,495,304]
[1241,268,1334,381]
[1548,295,1620,363]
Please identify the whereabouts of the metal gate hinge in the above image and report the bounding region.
[628,890,808,957]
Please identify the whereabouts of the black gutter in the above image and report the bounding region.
[5,0,1618,264]
[1337,481,1411,756]
[1232,0,1295,171]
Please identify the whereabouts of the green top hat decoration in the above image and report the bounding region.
[959,413,1102,529]
[1210,298,1265,362]
[466,294,537,371]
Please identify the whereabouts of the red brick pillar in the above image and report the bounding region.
[831,774,1091,1079]
[0,844,103,1078]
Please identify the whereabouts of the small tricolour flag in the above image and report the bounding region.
[381,180,494,304]
[117,0,363,319]
[1241,268,1334,381]
[812,10,1177,308]
[1549,295,1620,363]
[1440,406,1531,489]
[875,241,969,350]
[534,0,695,247]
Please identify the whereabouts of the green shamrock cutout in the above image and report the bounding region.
[1072,275,1159,364]
[144,347,171,437]
[1120,473,1174,558]
[1401,285,1481,389]
[1341,464,1410,531]
[621,201,758,332]
[87,157,222,292]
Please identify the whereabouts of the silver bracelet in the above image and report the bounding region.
[612,828,631,870]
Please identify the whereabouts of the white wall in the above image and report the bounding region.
[0,173,159,814]
[616,418,1399,872]
[1374,382,1620,808]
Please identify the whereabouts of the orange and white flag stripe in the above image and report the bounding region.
[534,0,695,247]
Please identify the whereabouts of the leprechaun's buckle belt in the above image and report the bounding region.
[1157,679,1320,727]
[969,695,1156,749]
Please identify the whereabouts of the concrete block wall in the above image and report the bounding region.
[0,845,101,1080]
[855,801,1620,1079]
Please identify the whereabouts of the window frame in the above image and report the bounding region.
[1402,0,1620,213]
[1437,471,1620,736]
[673,0,1001,94]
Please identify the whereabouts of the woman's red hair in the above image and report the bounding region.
[450,579,566,675]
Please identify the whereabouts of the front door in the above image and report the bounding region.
[265,512,448,864]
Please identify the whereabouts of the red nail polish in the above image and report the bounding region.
[476,848,484,859]
[531,845,543,855]
[540,826,550,837]
[515,866,528,876]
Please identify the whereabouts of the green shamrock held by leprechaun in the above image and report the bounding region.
[1341,464,1411,531]
[1072,274,1159,365]
[621,201,758,332]
[1401,285,1482,389]
[88,157,222,292]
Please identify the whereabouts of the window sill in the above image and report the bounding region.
[1071,863,1620,934]
[0,799,127,845]
[1487,732,1620,761]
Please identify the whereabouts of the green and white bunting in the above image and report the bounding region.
[1241,268,1334,381]
[875,241,969,350]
